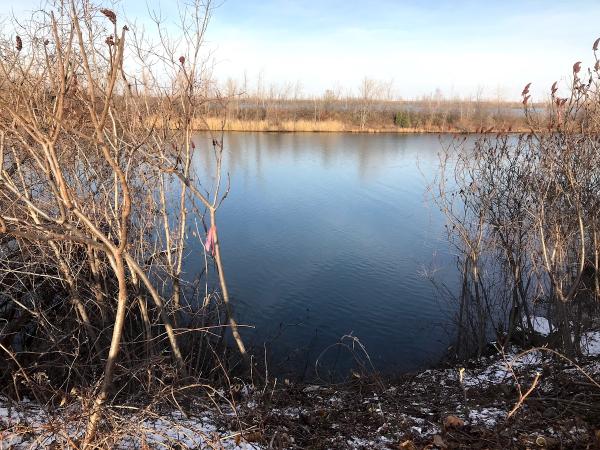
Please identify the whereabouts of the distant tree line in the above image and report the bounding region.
[202,76,531,132]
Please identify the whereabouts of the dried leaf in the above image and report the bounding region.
[399,440,417,450]
[243,431,263,442]
[432,434,448,448]
[100,8,117,25]
[443,415,464,429]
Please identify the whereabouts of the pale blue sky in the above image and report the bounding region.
[3,0,600,100]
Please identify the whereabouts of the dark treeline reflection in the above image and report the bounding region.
[184,132,458,379]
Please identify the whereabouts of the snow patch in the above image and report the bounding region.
[531,316,551,336]
[347,436,377,448]
[468,407,506,427]
[459,349,543,387]
[0,400,263,449]
[582,331,600,356]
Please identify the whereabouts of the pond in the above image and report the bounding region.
[185,132,460,379]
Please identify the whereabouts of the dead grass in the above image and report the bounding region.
[198,117,529,134]
[148,115,529,134]
[200,117,346,132]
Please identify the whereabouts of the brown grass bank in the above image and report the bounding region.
[195,98,539,133]
[198,116,531,133]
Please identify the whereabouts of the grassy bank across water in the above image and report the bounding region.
[199,117,530,134]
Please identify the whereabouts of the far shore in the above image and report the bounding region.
[197,117,531,134]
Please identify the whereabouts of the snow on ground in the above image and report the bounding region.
[0,398,263,449]
[467,407,506,427]
[582,331,600,356]
[526,315,600,357]
[530,316,551,336]
[118,411,263,449]
[402,415,440,437]
[457,348,543,387]
[0,400,84,448]
[2,342,599,449]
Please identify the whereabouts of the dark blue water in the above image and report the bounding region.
[186,132,458,378]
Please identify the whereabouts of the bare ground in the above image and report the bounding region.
[2,348,600,449]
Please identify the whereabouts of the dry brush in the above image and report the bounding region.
[0,0,248,444]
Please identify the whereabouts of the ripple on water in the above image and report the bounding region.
[183,132,458,375]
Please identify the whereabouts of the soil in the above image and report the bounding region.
[2,347,600,449]
[215,349,600,449]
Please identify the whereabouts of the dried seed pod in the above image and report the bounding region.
[521,82,531,96]
[100,8,117,25]
[594,37,600,51]
[573,61,582,74]
[15,35,22,51]
[179,56,186,65]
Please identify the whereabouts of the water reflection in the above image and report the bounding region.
[186,132,458,378]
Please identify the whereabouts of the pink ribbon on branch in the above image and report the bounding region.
[204,225,217,256]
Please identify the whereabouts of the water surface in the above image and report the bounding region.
[186,133,458,378]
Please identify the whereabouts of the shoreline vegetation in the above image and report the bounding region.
[200,117,533,133]
[195,98,539,133]
[3,338,599,448]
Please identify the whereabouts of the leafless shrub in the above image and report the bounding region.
[0,0,248,445]
[435,38,600,359]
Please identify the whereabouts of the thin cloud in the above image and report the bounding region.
[2,0,599,100]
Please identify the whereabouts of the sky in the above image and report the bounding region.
[2,0,600,100]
